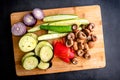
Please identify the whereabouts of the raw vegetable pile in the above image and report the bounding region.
[11,8,97,70]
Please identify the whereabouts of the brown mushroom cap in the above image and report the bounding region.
[73,41,78,51]
[67,32,75,40]
[83,51,91,59]
[77,31,87,40]
[72,24,78,32]
[77,49,84,57]
[82,29,91,36]
[86,23,95,32]
[78,42,84,50]
[88,41,95,48]
[84,43,89,51]
[71,57,78,65]
[66,39,74,47]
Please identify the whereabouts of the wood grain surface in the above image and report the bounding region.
[10,5,106,76]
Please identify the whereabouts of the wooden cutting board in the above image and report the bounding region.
[11,5,106,76]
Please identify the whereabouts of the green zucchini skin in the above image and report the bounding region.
[40,25,72,33]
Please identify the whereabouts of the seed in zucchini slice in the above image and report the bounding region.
[38,61,50,70]
[39,45,53,62]
[21,52,35,63]
[35,41,53,56]
[22,56,38,70]
[19,36,37,52]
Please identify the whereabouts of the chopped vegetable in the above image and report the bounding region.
[35,41,53,56]
[53,41,75,63]
[39,45,53,62]
[22,56,38,70]
[32,8,44,20]
[19,35,37,52]
[11,22,26,36]
[21,52,35,63]
[43,14,79,22]
[38,33,68,41]
[23,13,37,27]
[40,25,72,33]
[38,61,51,70]
[28,25,40,32]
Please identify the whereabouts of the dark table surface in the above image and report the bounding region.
[1,0,120,80]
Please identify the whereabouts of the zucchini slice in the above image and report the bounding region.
[35,41,53,56]
[22,56,38,70]
[39,45,53,62]
[19,36,37,52]
[24,33,38,40]
[38,61,50,70]
[21,52,35,63]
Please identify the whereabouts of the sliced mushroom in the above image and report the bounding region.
[84,43,89,51]
[78,42,84,50]
[67,32,75,40]
[77,49,84,57]
[73,41,78,51]
[72,24,78,32]
[77,39,85,43]
[71,57,78,65]
[77,31,87,40]
[83,51,91,59]
[86,23,95,32]
[82,29,91,36]
[66,39,74,47]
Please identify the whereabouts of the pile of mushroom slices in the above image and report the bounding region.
[65,23,97,60]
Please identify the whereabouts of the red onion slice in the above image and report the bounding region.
[11,22,26,36]
[32,8,44,20]
[23,13,37,27]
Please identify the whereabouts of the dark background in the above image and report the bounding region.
[0,0,120,80]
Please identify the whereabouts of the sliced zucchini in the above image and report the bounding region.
[39,45,53,62]
[24,33,38,40]
[43,14,79,22]
[22,56,38,70]
[21,52,35,63]
[38,61,50,70]
[35,41,53,56]
[38,33,68,41]
[19,36,37,52]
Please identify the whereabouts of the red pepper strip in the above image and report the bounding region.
[53,40,75,63]
[60,57,70,63]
